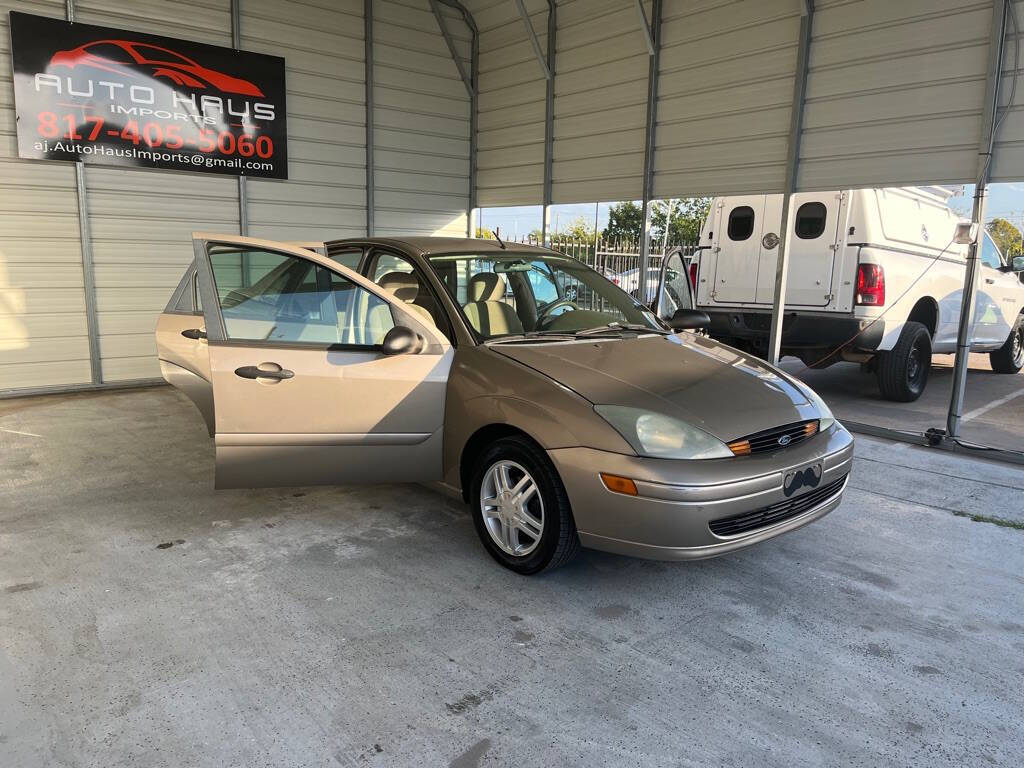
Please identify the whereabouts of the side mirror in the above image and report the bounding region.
[668,308,710,331]
[1007,256,1024,273]
[381,325,422,355]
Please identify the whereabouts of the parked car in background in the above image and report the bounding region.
[693,187,1024,401]
[157,235,851,574]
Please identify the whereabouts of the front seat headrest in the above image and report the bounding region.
[379,271,420,303]
[468,272,507,302]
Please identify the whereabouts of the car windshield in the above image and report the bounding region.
[425,250,664,340]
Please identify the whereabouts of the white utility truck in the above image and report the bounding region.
[692,187,1024,401]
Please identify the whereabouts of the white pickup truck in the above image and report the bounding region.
[692,187,1024,401]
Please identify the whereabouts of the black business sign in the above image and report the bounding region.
[8,11,288,179]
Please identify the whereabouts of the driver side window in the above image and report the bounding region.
[980,233,1004,269]
[208,247,394,346]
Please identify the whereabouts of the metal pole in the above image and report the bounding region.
[364,0,375,236]
[65,0,102,385]
[541,0,556,246]
[638,0,662,304]
[430,1,477,235]
[231,0,248,235]
[947,0,1008,439]
[767,0,814,364]
[513,0,550,79]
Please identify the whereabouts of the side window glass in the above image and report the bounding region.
[329,249,363,271]
[372,253,415,282]
[208,247,394,345]
[795,202,827,239]
[980,233,1003,269]
[528,261,559,305]
[728,206,755,241]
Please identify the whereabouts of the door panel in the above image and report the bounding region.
[192,233,452,489]
[972,233,1014,347]
[712,196,763,304]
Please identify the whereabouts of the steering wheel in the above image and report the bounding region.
[536,299,580,328]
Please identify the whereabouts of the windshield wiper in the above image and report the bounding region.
[573,322,671,337]
[487,331,577,344]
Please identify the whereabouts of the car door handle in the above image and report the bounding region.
[984,277,995,284]
[181,328,207,340]
[234,365,294,381]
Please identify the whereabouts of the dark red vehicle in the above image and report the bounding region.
[49,40,264,97]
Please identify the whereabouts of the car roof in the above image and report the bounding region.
[324,236,555,258]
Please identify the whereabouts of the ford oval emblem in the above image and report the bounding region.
[778,434,792,446]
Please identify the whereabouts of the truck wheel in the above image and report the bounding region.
[990,316,1023,374]
[876,321,931,402]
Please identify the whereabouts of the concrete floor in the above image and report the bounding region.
[2,387,1023,768]
[782,353,1024,454]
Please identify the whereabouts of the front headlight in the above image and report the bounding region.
[800,385,836,432]
[594,405,733,460]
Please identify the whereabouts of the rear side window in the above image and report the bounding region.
[795,202,827,239]
[727,206,755,241]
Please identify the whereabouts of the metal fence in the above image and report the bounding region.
[501,234,698,299]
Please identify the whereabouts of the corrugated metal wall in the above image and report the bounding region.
[654,0,801,197]
[471,0,549,207]
[991,0,1024,180]
[551,0,650,203]
[797,0,992,191]
[372,0,471,235]
[0,1,90,390]
[241,0,367,241]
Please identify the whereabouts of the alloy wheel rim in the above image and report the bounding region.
[908,343,923,383]
[1014,327,1023,366]
[480,460,544,557]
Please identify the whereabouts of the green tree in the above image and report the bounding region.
[558,216,594,240]
[601,201,644,241]
[475,227,494,240]
[986,218,1023,258]
[651,197,711,244]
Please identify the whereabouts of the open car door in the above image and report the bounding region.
[192,233,453,489]
[655,247,697,321]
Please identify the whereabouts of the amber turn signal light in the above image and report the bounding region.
[600,473,638,496]
[727,439,751,456]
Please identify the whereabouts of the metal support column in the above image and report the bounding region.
[365,0,375,236]
[541,0,556,246]
[637,0,662,304]
[65,0,102,385]
[767,0,814,364]
[946,0,1009,439]
[231,0,248,235]
[430,0,478,236]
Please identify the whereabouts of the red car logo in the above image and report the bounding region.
[49,39,264,97]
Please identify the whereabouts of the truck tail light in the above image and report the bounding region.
[856,263,885,306]
[689,262,698,288]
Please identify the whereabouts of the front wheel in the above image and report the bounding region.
[990,316,1023,374]
[876,321,931,402]
[470,436,580,575]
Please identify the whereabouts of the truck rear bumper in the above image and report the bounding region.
[705,310,885,352]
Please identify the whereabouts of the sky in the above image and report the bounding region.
[478,183,1024,240]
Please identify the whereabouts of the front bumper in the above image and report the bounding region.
[548,424,854,561]
[705,310,884,352]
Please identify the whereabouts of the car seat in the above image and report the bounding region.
[462,273,524,336]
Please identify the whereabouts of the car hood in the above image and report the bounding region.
[490,333,820,442]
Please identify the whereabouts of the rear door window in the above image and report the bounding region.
[727,206,755,241]
[795,202,827,239]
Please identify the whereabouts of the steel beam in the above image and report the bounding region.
[541,0,556,245]
[431,0,478,235]
[365,0,375,235]
[633,0,654,56]
[513,0,550,79]
[64,0,102,384]
[231,0,248,235]
[946,0,1009,439]
[766,0,814,364]
[637,0,662,303]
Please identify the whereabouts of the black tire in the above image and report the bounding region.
[876,321,932,402]
[470,436,581,575]
[989,316,1024,374]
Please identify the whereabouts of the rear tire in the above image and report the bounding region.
[989,316,1023,374]
[470,436,580,575]
[876,321,931,402]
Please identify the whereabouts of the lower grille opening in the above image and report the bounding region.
[708,474,848,538]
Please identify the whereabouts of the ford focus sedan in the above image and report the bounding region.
[156,235,853,574]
